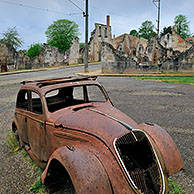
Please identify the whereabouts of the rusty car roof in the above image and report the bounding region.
[20,76,99,94]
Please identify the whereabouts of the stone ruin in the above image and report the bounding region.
[0,37,80,72]
[101,25,194,73]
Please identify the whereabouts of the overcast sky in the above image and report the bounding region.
[0,0,193,50]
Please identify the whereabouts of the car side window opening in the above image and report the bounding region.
[16,90,29,110]
[45,85,106,113]
[30,91,43,114]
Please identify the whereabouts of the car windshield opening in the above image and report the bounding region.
[45,85,106,113]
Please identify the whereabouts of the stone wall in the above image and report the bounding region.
[68,37,80,64]
[101,42,137,73]
[113,34,148,57]
[33,37,80,69]
[0,37,80,71]
[101,40,194,73]
[0,42,18,72]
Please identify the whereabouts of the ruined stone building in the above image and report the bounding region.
[0,37,80,72]
[160,26,193,52]
[32,37,79,68]
[0,41,29,72]
[113,33,148,58]
[88,15,112,62]
[0,42,17,72]
[100,22,194,73]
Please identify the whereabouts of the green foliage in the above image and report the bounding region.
[131,76,194,85]
[45,19,79,52]
[139,20,156,40]
[1,26,24,50]
[168,179,187,194]
[6,130,20,154]
[26,43,42,60]
[129,29,139,37]
[30,178,46,193]
[174,14,191,39]
[79,42,85,49]
[160,26,172,36]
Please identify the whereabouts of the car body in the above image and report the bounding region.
[12,76,183,194]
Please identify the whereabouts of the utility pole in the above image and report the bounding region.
[153,0,161,36]
[84,0,89,72]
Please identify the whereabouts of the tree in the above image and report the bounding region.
[174,14,191,39]
[129,29,138,37]
[160,26,172,37]
[138,20,156,40]
[26,43,42,60]
[1,26,24,49]
[45,19,79,52]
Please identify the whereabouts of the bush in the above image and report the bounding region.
[26,43,42,60]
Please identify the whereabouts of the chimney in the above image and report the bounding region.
[106,15,110,26]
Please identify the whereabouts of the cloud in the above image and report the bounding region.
[0,0,193,50]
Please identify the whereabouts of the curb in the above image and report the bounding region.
[0,63,100,76]
[77,72,194,77]
[0,64,85,76]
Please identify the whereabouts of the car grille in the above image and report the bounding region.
[114,131,163,194]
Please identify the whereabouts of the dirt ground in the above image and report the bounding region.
[0,67,193,193]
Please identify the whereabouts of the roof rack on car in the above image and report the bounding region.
[21,76,97,87]
[20,76,72,85]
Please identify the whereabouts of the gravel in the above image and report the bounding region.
[0,69,193,193]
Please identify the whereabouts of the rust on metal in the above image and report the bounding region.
[13,76,183,194]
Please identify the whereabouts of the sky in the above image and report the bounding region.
[0,0,194,50]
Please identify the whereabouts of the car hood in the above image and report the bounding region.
[50,103,139,147]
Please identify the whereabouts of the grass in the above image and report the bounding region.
[131,76,194,85]
[6,130,20,154]
[168,179,187,194]
[6,130,46,193]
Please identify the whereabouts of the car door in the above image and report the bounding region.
[26,90,47,162]
[15,89,29,144]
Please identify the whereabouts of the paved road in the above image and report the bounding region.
[0,64,193,193]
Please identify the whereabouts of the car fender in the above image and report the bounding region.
[41,146,113,194]
[139,123,183,176]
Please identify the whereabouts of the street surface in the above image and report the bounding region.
[0,64,193,193]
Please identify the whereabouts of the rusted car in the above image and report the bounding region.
[12,76,183,194]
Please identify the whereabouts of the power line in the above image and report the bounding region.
[0,0,82,16]
[67,0,85,14]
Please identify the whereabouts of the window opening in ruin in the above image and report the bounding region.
[98,26,102,37]
[167,34,170,40]
[105,27,108,38]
